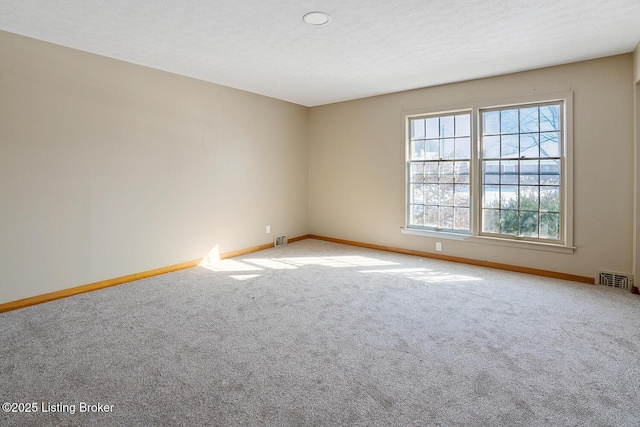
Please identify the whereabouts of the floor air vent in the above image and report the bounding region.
[274,235,288,247]
[596,271,632,290]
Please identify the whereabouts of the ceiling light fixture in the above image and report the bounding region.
[302,11,331,26]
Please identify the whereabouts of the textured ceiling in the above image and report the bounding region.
[1,1,640,106]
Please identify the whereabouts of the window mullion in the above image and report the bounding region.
[471,107,481,237]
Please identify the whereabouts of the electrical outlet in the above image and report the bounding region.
[436,242,442,252]
[266,225,270,234]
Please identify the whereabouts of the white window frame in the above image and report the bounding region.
[402,92,574,254]
[406,111,473,233]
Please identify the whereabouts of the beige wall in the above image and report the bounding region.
[1,28,637,305]
[634,42,640,84]
[0,31,309,304]
[309,54,635,278]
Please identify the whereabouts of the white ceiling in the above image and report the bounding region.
[1,1,640,107]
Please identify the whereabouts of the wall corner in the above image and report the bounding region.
[634,41,640,286]
[634,41,640,84]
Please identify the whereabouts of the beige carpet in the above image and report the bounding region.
[1,239,639,426]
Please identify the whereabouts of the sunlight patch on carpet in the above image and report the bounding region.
[359,267,481,283]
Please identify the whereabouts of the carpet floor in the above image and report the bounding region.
[1,239,639,426]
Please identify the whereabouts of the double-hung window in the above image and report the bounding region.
[405,94,572,250]
[408,112,472,232]
[480,103,562,241]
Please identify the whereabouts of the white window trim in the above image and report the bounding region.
[402,91,574,253]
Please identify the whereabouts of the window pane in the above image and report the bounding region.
[454,162,470,184]
[412,184,424,203]
[519,186,539,211]
[540,187,560,213]
[454,207,470,230]
[455,114,470,137]
[439,161,453,176]
[425,163,438,183]
[426,139,439,160]
[441,116,455,138]
[454,184,470,206]
[454,137,470,159]
[410,162,424,182]
[483,111,500,135]
[501,109,519,134]
[519,211,538,237]
[501,134,519,158]
[412,119,426,139]
[520,133,539,158]
[425,206,438,227]
[500,210,519,235]
[483,135,500,158]
[519,107,538,133]
[425,184,439,204]
[439,173,453,184]
[440,206,454,229]
[500,185,518,210]
[540,159,560,185]
[426,117,440,138]
[500,185,518,209]
[482,209,500,233]
[519,160,539,185]
[441,138,455,160]
[483,185,500,208]
[411,140,425,160]
[500,160,518,185]
[483,161,500,184]
[411,205,424,226]
[540,132,560,157]
[540,105,560,131]
[540,213,560,239]
[440,183,454,205]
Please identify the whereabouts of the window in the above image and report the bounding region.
[405,94,572,249]
[480,103,562,241]
[408,112,471,232]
